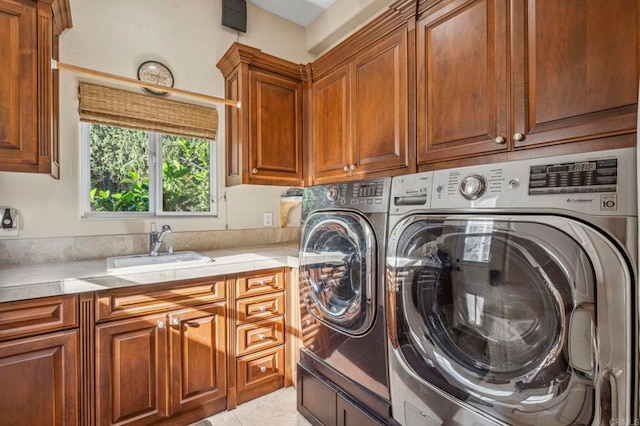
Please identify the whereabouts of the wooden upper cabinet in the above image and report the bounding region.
[310,0,416,184]
[312,65,351,182]
[352,28,410,175]
[511,0,639,148]
[217,43,305,187]
[417,0,509,163]
[417,0,638,164]
[0,0,71,177]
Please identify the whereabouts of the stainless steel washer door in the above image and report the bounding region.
[387,215,633,425]
[300,211,376,336]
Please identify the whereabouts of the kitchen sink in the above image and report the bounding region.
[106,251,213,272]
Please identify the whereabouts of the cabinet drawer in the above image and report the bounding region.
[236,269,284,298]
[0,295,78,342]
[96,278,225,322]
[237,345,285,404]
[236,292,284,324]
[236,317,284,356]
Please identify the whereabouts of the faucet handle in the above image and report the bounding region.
[167,246,174,254]
[161,224,172,232]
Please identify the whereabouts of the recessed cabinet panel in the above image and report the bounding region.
[0,330,78,426]
[250,70,302,178]
[0,0,37,165]
[511,0,639,147]
[169,304,227,415]
[96,313,168,425]
[353,30,409,174]
[312,66,351,181]
[417,0,508,163]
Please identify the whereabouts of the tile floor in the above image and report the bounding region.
[191,387,312,426]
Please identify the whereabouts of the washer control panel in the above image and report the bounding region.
[528,158,617,195]
[302,177,391,218]
[459,174,488,200]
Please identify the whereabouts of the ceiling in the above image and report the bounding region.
[247,0,337,27]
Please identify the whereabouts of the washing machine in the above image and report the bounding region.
[297,177,392,423]
[386,148,637,425]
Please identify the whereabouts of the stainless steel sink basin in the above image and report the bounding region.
[106,251,213,272]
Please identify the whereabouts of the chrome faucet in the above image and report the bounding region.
[149,224,172,256]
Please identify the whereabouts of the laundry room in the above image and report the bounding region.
[0,1,638,425]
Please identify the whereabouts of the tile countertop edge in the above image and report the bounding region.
[0,245,300,303]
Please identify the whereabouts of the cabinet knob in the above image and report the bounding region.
[252,168,258,174]
[494,136,506,145]
[343,166,349,172]
[259,365,267,373]
[259,305,267,312]
[157,321,166,329]
[350,164,357,170]
[170,318,180,326]
[258,280,266,286]
[305,319,312,326]
[513,133,525,141]
[258,334,266,341]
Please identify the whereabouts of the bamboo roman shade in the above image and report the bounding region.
[79,83,218,140]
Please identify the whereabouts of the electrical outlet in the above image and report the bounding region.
[263,212,273,227]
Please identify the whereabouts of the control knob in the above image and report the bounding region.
[459,175,487,200]
[326,187,339,201]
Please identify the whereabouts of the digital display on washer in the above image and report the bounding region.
[354,181,384,198]
[529,158,617,195]
[547,162,596,174]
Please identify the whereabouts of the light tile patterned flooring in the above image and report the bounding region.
[191,387,312,426]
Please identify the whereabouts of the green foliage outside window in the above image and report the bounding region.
[88,124,211,213]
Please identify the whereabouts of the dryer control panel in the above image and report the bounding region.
[528,158,617,194]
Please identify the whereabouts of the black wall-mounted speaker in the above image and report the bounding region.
[222,0,247,33]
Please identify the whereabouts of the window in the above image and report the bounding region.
[81,123,217,216]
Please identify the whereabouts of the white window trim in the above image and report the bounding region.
[80,122,218,218]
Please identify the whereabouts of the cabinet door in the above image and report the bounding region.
[249,69,303,185]
[96,313,168,426]
[511,0,639,148]
[312,65,351,183]
[0,330,78,426]
[337,393,385,426]
[168,303,226,415]
[417,0,509,163]
[352,29,411,176]
[0,0,37,170]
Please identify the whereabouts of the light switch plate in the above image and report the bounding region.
[263,212,273,227]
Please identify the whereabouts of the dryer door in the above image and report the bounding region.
[300,211,376,336]
[386,215,631,425]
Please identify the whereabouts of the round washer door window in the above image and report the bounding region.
[300,211,376,336]
[389,217,595,407]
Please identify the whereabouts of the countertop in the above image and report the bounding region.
[0,244,299,303]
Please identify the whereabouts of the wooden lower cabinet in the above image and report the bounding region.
[297,362,383,426]
[0,329,79,426]
[96,303,227,426]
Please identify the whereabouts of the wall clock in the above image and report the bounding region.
[137,61,174,95]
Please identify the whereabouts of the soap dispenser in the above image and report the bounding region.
[0,207,18,236]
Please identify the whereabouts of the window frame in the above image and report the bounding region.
[80,122,218,218]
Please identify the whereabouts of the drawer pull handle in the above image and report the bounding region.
[258,280,267,285]
[157,321,166,329]
[258,334,266,341]
[259,306,267,312]
[170,318,180,326]
[259,365,267,373]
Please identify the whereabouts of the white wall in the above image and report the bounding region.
[0,0,314,239]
